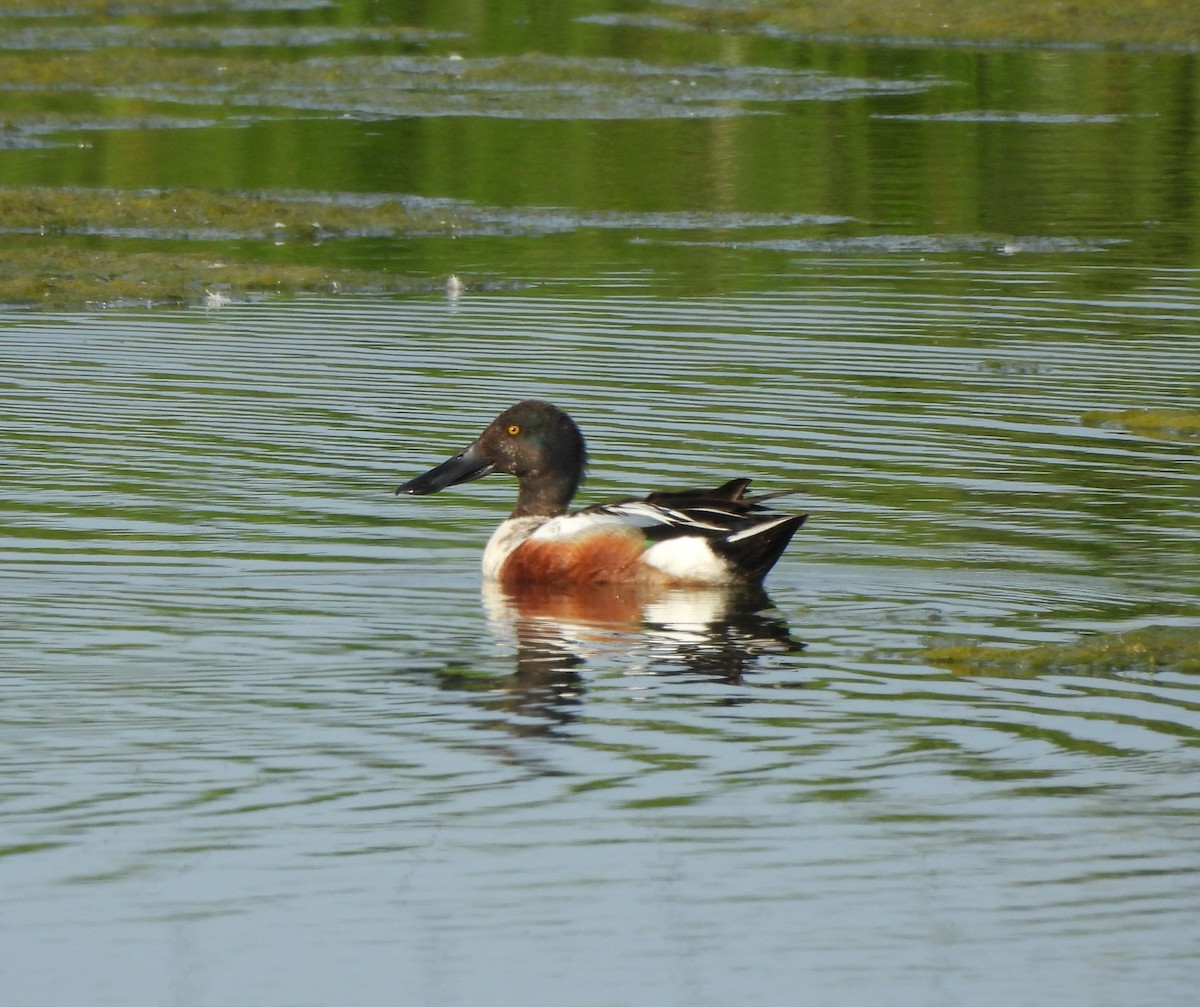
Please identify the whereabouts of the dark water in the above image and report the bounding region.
[2,4,1199,1006]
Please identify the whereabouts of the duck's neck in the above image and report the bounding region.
[511,471,577,518]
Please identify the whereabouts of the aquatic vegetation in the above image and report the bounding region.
[1082,408,1200,442]
[4,0,1195,48]
[0,23,458,52]
[0,0,1195,310]
[664,0,1200,49]
[0,186,865,306]
[0,50,938,120]
[0,0,335,14]
[924,625,1200,678]
[0,186,463,306]
[0,243,427,308]
[0,186,459,241]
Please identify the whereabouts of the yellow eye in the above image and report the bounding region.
[507,424,521,436]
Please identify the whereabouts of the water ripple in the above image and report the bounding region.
[2,279,1199,1007]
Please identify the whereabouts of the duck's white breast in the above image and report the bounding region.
[482,516,546,578]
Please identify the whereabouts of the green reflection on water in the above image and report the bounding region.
[0,1,1196,306]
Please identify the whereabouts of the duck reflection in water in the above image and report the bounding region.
[485,579,802,683]
[419,582,803,740]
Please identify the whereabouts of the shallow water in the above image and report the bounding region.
[5,280,1200,1006]
[2,3,1200,1006]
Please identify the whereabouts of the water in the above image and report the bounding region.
[5,283,1199,1006]
[2,3,1200,1006]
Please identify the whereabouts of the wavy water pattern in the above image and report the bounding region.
[2,277,1199,1006]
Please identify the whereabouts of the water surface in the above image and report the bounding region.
[2,3,1199,1006]
[5,278,1200,1006]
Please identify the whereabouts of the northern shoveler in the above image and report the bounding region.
[396,400,806,586]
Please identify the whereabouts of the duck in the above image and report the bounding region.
[396,400,805,586]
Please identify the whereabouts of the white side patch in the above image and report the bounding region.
[642,537,730,583]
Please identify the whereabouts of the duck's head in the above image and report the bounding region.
[396,400,588,517]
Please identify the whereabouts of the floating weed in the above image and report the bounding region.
[0,186,460,241]
[0,23,458,52]
[0,0,337,15]
[0,50,940,121]
[0,184,858,308]
[668,0,1200,49]
[2,0,1197,49]
[0,244,428,308]
[923,625,1200,678]
[0,185,474,307]
[1082,408,1200,442]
